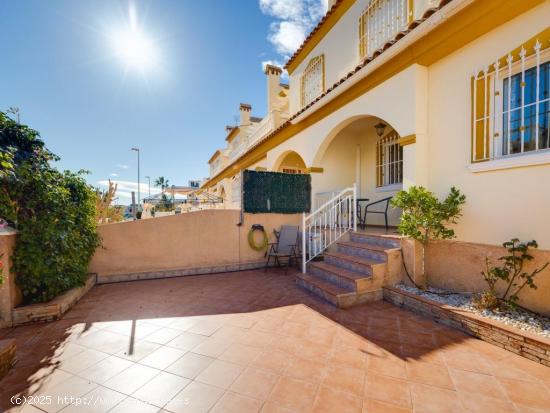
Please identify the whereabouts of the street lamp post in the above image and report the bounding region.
[145,175,151,197]
[131,148,140,212]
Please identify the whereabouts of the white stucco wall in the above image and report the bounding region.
[426,2,550,248]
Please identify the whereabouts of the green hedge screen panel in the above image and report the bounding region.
[243,170,311,214]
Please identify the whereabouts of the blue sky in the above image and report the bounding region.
[0,0,327,203]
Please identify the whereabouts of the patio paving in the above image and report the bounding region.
[1,269,550,413]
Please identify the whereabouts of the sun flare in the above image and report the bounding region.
[109,4,158,73]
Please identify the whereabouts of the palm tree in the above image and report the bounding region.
[154,176,169,192]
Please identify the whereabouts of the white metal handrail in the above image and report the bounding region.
[302,184,357,272]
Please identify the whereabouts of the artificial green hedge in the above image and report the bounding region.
[243,170,311,214]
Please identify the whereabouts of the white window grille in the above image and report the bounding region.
[376,131,403,187]
[359,0,410,60]
[300,55,325,108]
[472,34,550,162]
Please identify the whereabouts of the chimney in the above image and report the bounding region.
[225,125,234,133]
[265,64,283,113]
[239,103,251,126]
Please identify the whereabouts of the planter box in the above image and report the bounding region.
[383,286,550,367]
[0,339,16,380]
[11,274,96,326]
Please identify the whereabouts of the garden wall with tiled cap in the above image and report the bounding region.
[383,286,550,367]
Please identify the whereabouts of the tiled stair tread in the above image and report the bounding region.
[350,233,401,246]
[309,261,372,282]
[337,241,390,252]
[325,251,385,266]
[296,273,356,297]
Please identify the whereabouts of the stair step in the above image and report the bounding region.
[324,251,381,274]
[296,273,355,308]
[349,232,401,249]
[309,261,371,291]
[337,241,388,261]
[296,273,382,308]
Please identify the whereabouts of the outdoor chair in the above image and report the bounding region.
[361,196,393,231]
[265,225,299,274]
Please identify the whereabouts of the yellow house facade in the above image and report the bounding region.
[203,0,550,250]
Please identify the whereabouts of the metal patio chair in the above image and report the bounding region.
[265,225,299,274]
[362,196,393,231]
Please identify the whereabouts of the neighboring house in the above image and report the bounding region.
[202,0,550,250]
[205,65,290,208]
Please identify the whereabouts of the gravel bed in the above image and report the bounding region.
[395,283,550,339]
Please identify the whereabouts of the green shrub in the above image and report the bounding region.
[0,112,100,303]
[475,239,549,310]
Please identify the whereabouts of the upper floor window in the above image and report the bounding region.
[300,55,325,108]
[472,35,550,163]
[376,131,402,187]
[359,0,411,60]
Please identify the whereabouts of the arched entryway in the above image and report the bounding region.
[312,115,403,227]
[273,150,308,174]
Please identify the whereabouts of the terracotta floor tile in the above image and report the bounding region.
[164,381,224,413]
[284,356,326,382]
[450,368,507,399]
[323,364,364,396]
[499,377,550,410]
[109,396,160,413]
[103,363,160,395]
[364,372,411,409]
[367,355,407,379]
[3,270,550,413]
[442,350,494,375]
[195,360,244,389]
[329,345,367,369]
[210,391,263,413]
[268,376,318,413]
[410,383,463,413]
[139,346,186,370]
[405,360,454,389]
[363,398,412,413]
[192,337,232,358]
[458,393,517,413]
[166,331,207,351]
[61,385,126,413]
[143,327,182,345]
[219,343,263,366]
[131,371,190,407]
[59,348,110,375]
[166,352,215,379]
[114,339,161,362]
[260,402,294,413]
[250,349,290,373]
[230,367,279,400]
[77,355,133,384]
[311,385,362,413]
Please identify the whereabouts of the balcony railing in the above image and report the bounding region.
[359,0,411,60]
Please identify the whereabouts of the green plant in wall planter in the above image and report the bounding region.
[474,239,549,310]
[391,186,466,288]
[0,111,100,304]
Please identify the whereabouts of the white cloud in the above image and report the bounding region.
[260,0,328,58]
[97,180,160,204]
[261,59,289,80]
[110,173,118,177]
[116,164,129,169]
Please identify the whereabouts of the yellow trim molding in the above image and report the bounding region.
[208,150,221,164]
[205,0,544,189]
[305,167,324,173]
[225,127,240,143]
[398,135,416,146]
[255,166,267,171]
[286,0,356,74]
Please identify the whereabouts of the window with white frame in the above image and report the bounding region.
[300,55,325,108]
[472,34,550,163]
[358,0,410,60]
[376,131,403,187]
